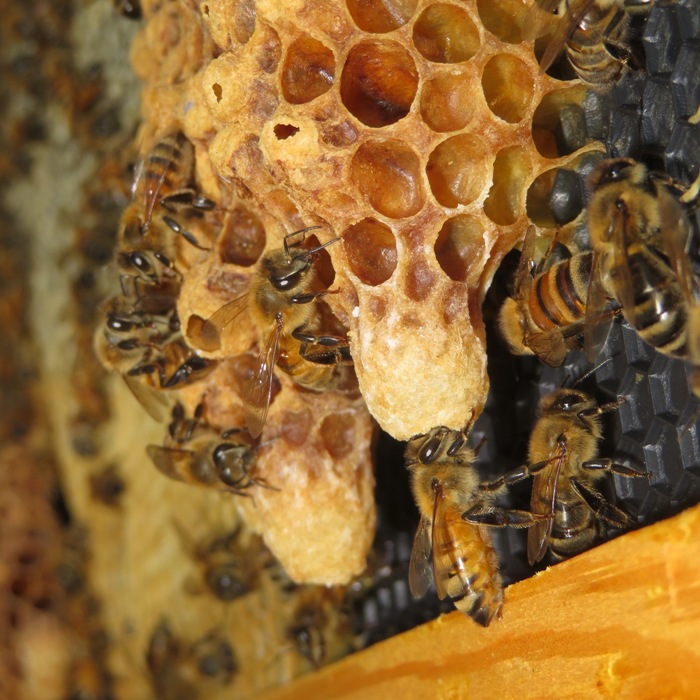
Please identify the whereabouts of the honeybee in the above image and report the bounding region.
[189,228,352,438]
[146,403,275,494]
[173,521,267,602]
[146,621,236,700]
[499,225,601,366]
[524,0,651,85]
[118,132,213,284]
[406,423,544,626]
[483,389,648,564]
[94,300,213,420]
[584,157,695,363]
[89,464,126,508]
[286,602,327,670]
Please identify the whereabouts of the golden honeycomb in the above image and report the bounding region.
[123,0,602,588]
[13,0,700,696]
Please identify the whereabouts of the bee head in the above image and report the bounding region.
[213,442,254,488]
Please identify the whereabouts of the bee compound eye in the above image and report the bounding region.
[555,393,584,411]
[213,443,246,486]
[272,266,304,291]
[208,568,249,601]
[107,315,132,332]
[131,252,152,273]
[186,356,209,371]
[418,434,443,464]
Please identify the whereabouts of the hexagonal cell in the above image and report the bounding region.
[281,35,335,105]
[420,71,475,132]
[617,375,655,443]
[476,0,528,44]
[340,40,418,127]
[346,0,418,33]
[483,146,531,226]
[482,54,535,123]
[526,167,562,227]
[404,257,436,302]
[644,418,686,490]
[350,140,425,218]
[218,204,266,266]
[343,218,397,286]
[230,0,256,44]
[434,215,485,284]
[549,169,583,225]
[532,85,589,157]
[304,233,336,288]
[649,358,691,424]
[426,135,490,208]
[413,4,480,64]
[620,322,656,372]
[320,412,356,459]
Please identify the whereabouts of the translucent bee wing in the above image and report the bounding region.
[243,316,283,439]
[611,203,638,327]
[521,0,560,42]
[408,517,433,600]
[528,328,568,367]
[123,374,170,422]
[583,248,614,362]
[146,444,196,482]
[431,494,469,601]
[141,165,169,233]
[527,446,565,565]
[661,204,695,304]
[188,294,250,352]
[539,0,597,72]
[514,225,538,302]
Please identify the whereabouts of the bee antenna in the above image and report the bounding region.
[310,236,340,255]
[572,358,613,387]
[255,436,277,452]
[283,226,323,257]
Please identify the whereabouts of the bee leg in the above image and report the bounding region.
[570,478,631,528]
[601,8,643,70]
[153,251,183,279]
[582,458,649,479]
[462,507,549,528]
[289,289,339,305]
[479,458,554,492]
[162,215,211,251]
[293,328,352,365]
[162,356,211,389]
[160,188,216,213]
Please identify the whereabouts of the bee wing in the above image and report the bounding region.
[431,492,475,602]
[408,517,433,599]
[539,0,597,72]
[188,294,250,352]
[146,445,196,483]
[528,329,568,367]
[123,374,170,422]
[243,317,283,439]
[521,0,560,42]
[583,248,614,362]
[140,158,170,233]
[610,202,638,326]
[527,446,566,565]
[514,225,538,303]
[661,203,695,304]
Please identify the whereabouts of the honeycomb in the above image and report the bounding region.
[8,0,700,697]
[127,0,602,443]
